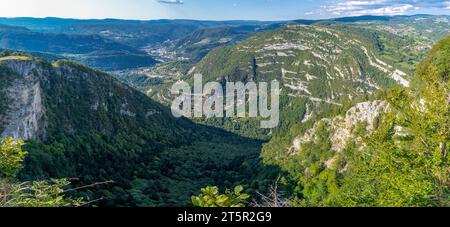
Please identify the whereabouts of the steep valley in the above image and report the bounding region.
[0,56,278,206]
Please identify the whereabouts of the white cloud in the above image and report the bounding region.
[324,0,450,16]
[157,0,184,5]
[349,4,414,16]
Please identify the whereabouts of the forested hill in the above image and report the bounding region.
[168,23,413,140]
[261,36,449,207]
[0,55,277,206]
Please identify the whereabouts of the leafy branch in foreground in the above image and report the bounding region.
[1,179,84,207]
[0,138,27,178]
[192,185,250,207]
[0,137,111,207]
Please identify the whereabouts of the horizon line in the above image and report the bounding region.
[0,13,448,23]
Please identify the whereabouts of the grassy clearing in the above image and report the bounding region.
[0,55,32,61]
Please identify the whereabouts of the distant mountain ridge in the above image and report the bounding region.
[0,14,444,28]
[0,24,158,71]
[0,18,281,70]
[2,14,447,71]
[0,17,278,32]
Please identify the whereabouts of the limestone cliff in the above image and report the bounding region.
[0,58,46,141]
[291,100,390,154]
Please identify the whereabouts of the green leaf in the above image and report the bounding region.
[234,185,244,194]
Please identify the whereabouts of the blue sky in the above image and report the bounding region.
[0,0,449,20]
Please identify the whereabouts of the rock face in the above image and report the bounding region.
[331,101,390,152]
[291,100,389,154]
[0,59,46,141]
[1,57,166,141]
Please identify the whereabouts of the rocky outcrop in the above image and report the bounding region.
[331,101,390,152]
[0,59,46,141]
[291,100,389,154]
